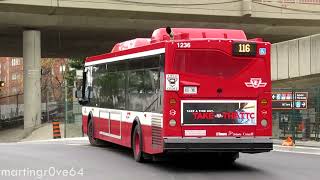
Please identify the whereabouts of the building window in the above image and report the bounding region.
[12,73,17,80]
[12,87,17,94]
[11,58,21,66]
[59,65,66,73]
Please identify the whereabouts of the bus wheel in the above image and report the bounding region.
[132,125,145,162]
[88,119,106,146]
[221,152,239,164]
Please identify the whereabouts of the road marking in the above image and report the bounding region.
[66,144,86,146]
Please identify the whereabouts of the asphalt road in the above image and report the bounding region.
[0,138,320,180]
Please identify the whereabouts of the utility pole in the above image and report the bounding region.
[46,89,49,122]
[64,78,68,138]
[61,64,68,138]
[0,81,5,118]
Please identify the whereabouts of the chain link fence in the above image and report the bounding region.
[0,94,83,139]
[272,87,320,141]
[0,94,23,130]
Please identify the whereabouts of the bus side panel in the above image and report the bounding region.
[255,92,272,137]
[94,120,131,148]
[87,110,163,154]
[94,120,162,154]
[82,106,90,135]
[82,115,88,134]
[141,125,164,154]
[141,125,152,153]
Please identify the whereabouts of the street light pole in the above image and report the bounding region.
[64,68,68,138]
[60,64,68,139]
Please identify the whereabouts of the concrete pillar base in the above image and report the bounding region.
[23,30,41,131]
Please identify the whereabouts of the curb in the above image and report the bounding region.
[18,137,88,144]
[273,139,320,148]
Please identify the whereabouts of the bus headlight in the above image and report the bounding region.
[261,119,268,127]
[169,119,176,127]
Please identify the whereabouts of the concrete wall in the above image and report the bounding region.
[271,34,320,81]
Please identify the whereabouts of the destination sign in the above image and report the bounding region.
[232,42,257,56]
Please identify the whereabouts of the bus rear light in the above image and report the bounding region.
[169,119,177,127]
[169,98,177,106]
[261,119,268,127]
[260,98,268,106]
[184,86,197,94]
[169,109,176,116]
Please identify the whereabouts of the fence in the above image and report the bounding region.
[0,94,24,130]
[272,87,320,141]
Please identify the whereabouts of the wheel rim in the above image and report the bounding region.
[135,132,140,156]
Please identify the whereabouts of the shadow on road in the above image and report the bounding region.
[148,156,264,173]
[94,143,265,173]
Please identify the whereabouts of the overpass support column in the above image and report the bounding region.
[23,30,41,133]
[242,0,252,16]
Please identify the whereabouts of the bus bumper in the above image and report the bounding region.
[163,137,273,153]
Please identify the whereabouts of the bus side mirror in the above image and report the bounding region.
[77,70,90,105]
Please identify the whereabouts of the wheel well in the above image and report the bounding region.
[87,113,92,128]
[131,119,139,148]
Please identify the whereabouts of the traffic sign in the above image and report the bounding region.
[272,92,308,110]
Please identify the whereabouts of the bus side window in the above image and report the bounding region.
[143,68,160,112]
[127,70,145,111]
[144,68,159,94]
[90,65,100,107]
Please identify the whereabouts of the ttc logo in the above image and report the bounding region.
[245,78,267,88]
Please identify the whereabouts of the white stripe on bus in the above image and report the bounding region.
[85,48,165,66]
[82,106,163,127]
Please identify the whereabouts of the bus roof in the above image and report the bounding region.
[86,28,251,63]
[111,28,247,53]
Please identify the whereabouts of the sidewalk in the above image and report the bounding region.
[22,122,82,142]
[273,139,320,148]
[0,126,25,142]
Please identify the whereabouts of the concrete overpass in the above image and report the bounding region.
[1,0,320,133]
[1,0,320,57]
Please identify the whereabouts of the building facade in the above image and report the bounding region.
[0,57,68,117]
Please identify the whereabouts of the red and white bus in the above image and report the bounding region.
[77,27,272,162]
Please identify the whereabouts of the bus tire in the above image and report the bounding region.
[132,125,145,162]
[221,152,239,164]
[88,119,106,146]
